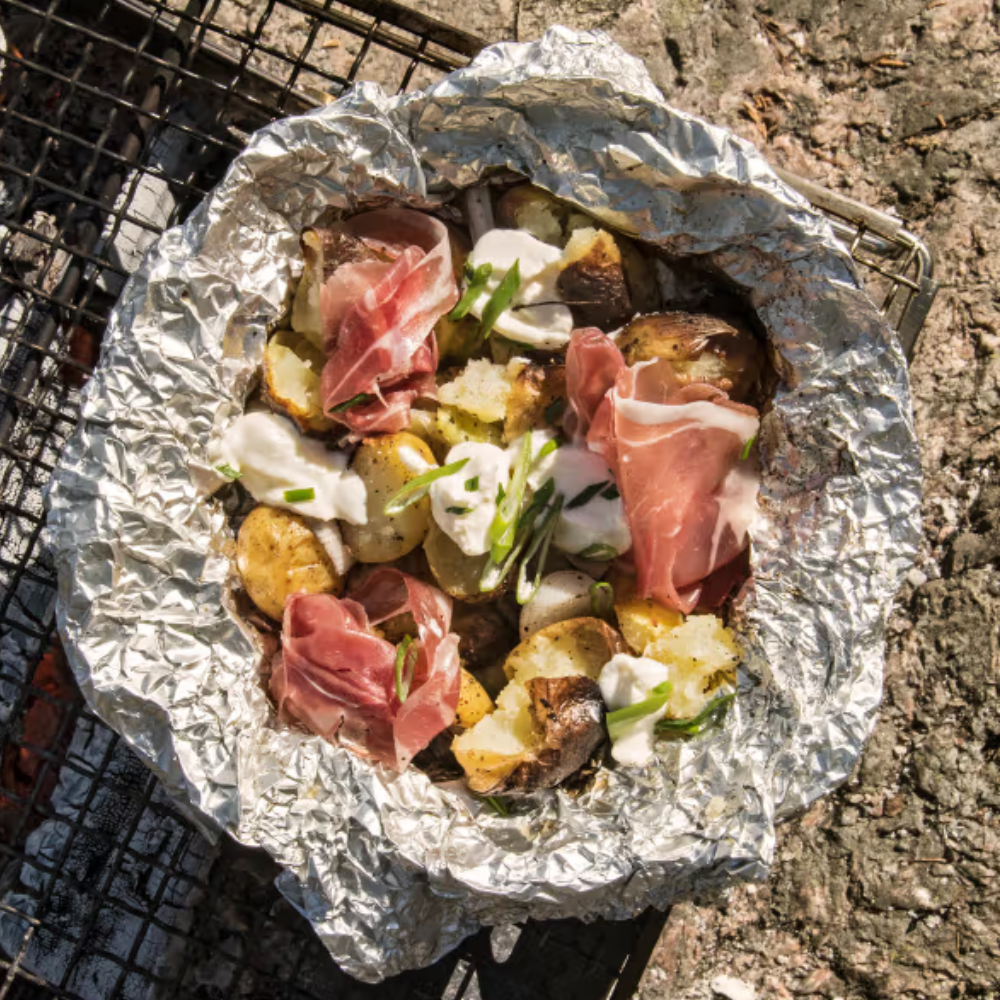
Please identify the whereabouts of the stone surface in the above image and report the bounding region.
[186,1,1000,996]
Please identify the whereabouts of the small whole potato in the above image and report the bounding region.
[237,505,343,620]
[342,432,437,563]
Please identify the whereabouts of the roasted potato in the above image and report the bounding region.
[451,601,519,672]
[556,228,633,332]
[456,668,494,729]
[617,311,763,403]
[518,570,596,640]
[609,570,685,656]
[503,363,566,442]
[452,617,625,795]
[342,433,437,563]
[237,505,342,620]
[423,520,499,602]
[438,359,519,424]
[496,184,660,315]
[263,330,332,434]
[435,225,483,364]
[436,404,504,448]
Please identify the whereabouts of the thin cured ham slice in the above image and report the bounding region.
[564,327,624,442]
[320,209,458,434]
[567,329,760,613]
[271,569,461,770]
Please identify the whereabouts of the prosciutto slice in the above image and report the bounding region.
[271,569,461,770]
[320,209,458,434]
[565,326,625,442]
[568,329,760,613]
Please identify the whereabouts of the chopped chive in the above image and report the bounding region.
[566,481,610,510]
[740,435,757,461]
[383,457,470,516]
[465,476,480,492]
[496,482,506,504]
[516,493,564,604]
[449,262,493,320]
[600,483,620,501]
[215,463,242,480]
[590,581,614,619]
[330,392,375,413]
[478,259,520,340]
[543,397,566,425]
[446,505,472,515]
[485,796,508,817]
[655,692,736,737]
[518,477,555,528]
[578,542,618,561]
[606,681,673,742]
[489,429,532,563]
[283,487,316,503]
[480,479,553,594]
[533,438,560,466]
[394,635,418,703]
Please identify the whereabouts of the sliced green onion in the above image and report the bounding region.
[496,482,506,504]
[566,480,610,510]
[601,483,620,501]
[446,505,472,515]
[518,477,556,527]
[330,392,375,413]
[606,681,673,742]
[465,476,480,492]
[383,457,470,516]
[544,397,566,425]
[394,635,418,703]
[478,259,520,340]
[489,429,533,563]
[590,581,614,618]
[480,480,553,594]
[516,493,564,605]
[283,487,316,503]
[484,795,508,817]
[215,463,242,480]
[740,435,757,461]
[533,438,560,467]
[655,692,736,737]
[449,262,493,320]
[578,543,619,561]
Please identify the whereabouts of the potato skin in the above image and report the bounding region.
[342,433,436,563]
[503,364,566,442]
[456,668,494,729]
[262,329,332,434]
[423,519,503,603]
[617,311,763,403]
[451,601,518,672]
[237,506,342,620]
[556,229,633,332]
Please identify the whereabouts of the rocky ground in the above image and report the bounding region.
[200,1,1000,996]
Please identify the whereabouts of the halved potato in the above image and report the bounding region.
[342,433,437,563]
[263,330,332,434]
[453,617,625,795]
[617,311,763,403]
[456,668,494,729]
[436,404,504,448]
[503,363,566,442]
[423,520,499,603]
[237,505,342,620]
[556,228,632,332]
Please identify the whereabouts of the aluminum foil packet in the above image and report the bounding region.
[46,27,921,982]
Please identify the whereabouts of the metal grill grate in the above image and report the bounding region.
[0,3,938,999]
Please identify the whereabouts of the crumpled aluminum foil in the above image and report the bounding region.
[46,27,921,982]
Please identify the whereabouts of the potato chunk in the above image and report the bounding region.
[556,228,632,332]
[456,668,494,730]
[341,433,436,563]
[503,364,566,442]
[237,505,342,620]
[438,359,518,424]
[263,330,331,434]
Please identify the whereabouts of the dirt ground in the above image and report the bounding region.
[208,1,1000,996]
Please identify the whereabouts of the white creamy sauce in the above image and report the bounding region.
[467,229,574,349]
[211,411,367,524]
[529,440,632,557]
[598,654,672,766]
[429,442,510,557]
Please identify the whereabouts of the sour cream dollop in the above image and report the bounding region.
[467,229,574,350]
[429,442,510,556]
[529,441,632,557]
[599,653,672,766]
[211,411,367,524]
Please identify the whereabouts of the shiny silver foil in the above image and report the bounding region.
[46,27,921,982]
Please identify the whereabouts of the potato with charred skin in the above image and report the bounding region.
[556,228,633,332]
[263,330,332,434]
[617,311,763,403]
[342,433,437,564]
[503,364,567,442]
[452,617,625,795]
[237,506,342,620]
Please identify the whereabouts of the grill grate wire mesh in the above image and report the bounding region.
[0,3,937,999]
